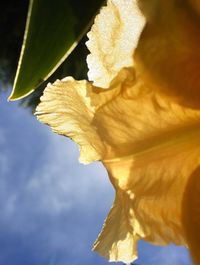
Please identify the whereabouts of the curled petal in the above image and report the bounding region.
[34,0,200,262]
[87,73,200,261]
[93,193,140,263]
[35,77,105,164]
[86,0,145,88]
[36,69,200,262]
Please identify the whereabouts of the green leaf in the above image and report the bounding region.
[9,0,102,100]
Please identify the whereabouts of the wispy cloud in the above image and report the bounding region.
[26,133,113,215]
[0,95,114,265]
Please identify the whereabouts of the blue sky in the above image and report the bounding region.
[0,90,193,265]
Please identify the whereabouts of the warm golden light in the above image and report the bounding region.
[35,0,200,263]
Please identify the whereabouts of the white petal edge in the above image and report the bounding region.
[35,77,105,164]
[86,0,145,88]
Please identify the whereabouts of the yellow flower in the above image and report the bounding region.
[35,0,200,263]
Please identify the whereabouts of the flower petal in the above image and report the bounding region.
[189,0,200,15]
[93,194,140,263]
[86,0,145,88]
[35,77,105,164]
[89,73,200,262]
[134,2,200,108]
[36,70,200,262]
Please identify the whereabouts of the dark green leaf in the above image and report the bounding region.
[9,0,103,100]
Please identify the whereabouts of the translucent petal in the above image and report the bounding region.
[93,194,139,263]
[36,69,200,262]
[35,77,105,164]
[88,72,200,262]
[86,0,145,88]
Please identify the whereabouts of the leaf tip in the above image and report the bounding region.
[8,86,34,101]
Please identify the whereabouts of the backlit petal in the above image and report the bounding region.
[36,69,200,262]
[86,0,145,88]
[89,72,200,262]
[35,77,105,164]
[93,194,139,263]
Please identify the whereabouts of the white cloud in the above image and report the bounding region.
[25,129,114,215]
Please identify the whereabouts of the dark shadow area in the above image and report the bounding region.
[0,0,104,111]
